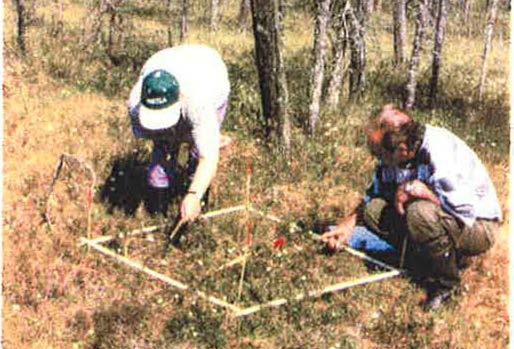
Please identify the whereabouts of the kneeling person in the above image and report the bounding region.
[128,44,230,221]
[322,107,502,310]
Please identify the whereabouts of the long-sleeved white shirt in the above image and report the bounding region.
[421,125,502,226]
[365,125,502,227]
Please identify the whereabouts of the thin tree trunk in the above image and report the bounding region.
[15,0,27,55]
[82,1,105,47]
[364,0,374,14]
[180,0,188,42]
[167,0,174,46]
[374,0,382,11]
[459,0,471,21]
[106,0,123,65]
[250,0,291,152]
[107,9,116,60]
[348,2,367,99]
[429,0,448,106]
[238,0,251,31]
[405,0,428,110]
[478,0,499,101]
[308,0,332,135]
[393,0,407,66]
[327,2,351,109]
[210,0,220,31]
[51,0,64,37]
[275,3,291,153]
[463,0,472,35]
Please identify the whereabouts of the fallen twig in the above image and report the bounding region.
[44,153,97,240]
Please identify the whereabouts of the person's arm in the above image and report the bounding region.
[180,154,219,221]
[423,136,478,226]
[180,111,221,221]
[320,165,383,252]
[395,179,441,215]
[320,209,359,251]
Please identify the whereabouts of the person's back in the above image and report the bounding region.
[421,125,502,225]
[129,44,230,131]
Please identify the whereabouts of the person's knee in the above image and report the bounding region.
[406,200,441,244]
[362,198,387,232]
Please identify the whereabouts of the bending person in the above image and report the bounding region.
[128,44,230,221]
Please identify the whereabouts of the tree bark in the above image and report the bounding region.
[167,0,174,46]
[51,0,64,37]
[107,9,116,60]
[327,1,351,109]
[459,0,473,35]
[15,0,27,55]
[105,0,123,65]
[364,0,374,14]
[250,0,291,152]
[405,0,428,110]
[308,0,332,135]
[238,0,251,31]
[459,0,471,21]
[393,0,407,66]
[429,0,448,106]
[210,0,220,31]
[180,0,188,42]
[478,0,499,102]
[374,0,382,11]
[348,1,367,99]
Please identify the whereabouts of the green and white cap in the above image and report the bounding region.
[139,69,181,130]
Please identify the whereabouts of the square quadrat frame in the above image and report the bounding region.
[79,204,403,317]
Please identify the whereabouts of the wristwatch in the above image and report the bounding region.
[186,190,201,200]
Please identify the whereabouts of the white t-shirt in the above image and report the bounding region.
[128,44,230,159]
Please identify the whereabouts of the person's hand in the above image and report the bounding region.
[180,193,202,222]
[320,224,353,252]
[396,180,440,215]
[395,185,411,215]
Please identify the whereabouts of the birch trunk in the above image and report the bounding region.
[478,0,498,102]
[210,0,220,31]
[327,2,350,109]
[51,0,64,37]
[107,9,116,60]
[167,0,174,46]
[15,0,27,55]
[238,0,251,31]
[365,0,374,14]
[250,0,291,152]
[308,0,332,135]
[348,2,367,99]
[393,0,407,66]
[180,0,188,42]
[405,0,428,110]
[429,0,448,105]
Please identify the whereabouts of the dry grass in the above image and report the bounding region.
[3,1,510,348]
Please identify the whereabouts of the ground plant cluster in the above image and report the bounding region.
[3,0,510,348]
